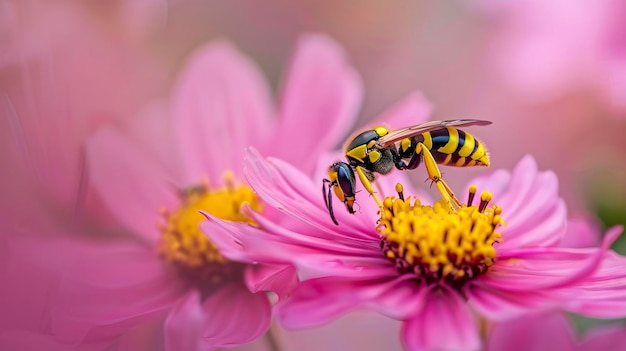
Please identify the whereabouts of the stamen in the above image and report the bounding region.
[395,183,405,201]
[478,191,492,213]
[467,185,477,206]
[378,184,503,289]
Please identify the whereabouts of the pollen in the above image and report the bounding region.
[158,173,261,285]
[378,184,503,289]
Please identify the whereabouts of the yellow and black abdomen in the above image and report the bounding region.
[419,127,489,167]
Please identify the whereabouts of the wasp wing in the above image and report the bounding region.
[376,119,491,148]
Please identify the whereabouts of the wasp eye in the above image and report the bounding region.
[335,163,356,198]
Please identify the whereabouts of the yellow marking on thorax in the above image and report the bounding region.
[458,132,475,157]
[374,126,388,137]
[369,150,382,163]
[346,144,367,162]
[437,127,459,154]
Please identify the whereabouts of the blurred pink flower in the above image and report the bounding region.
[1,0,168,67]
[487,311,626,351]
[475,0,626,113]
[2,34,366,350]
[0,0,167,229]
[203,150,625,351]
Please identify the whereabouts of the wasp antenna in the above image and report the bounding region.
[322,179,330,211]
[354,201,362,215]
[322,179,339,225]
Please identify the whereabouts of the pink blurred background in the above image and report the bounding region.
[4,0,625,212]
[1,1,625,350]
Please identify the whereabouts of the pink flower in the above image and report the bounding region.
[6,34,368,350]
[487,311,626,351]
[0,0,167,227]
[203,150,625,351]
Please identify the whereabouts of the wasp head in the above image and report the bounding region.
[322,162,356,225]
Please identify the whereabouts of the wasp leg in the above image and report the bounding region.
[404,146,422,170]
[416,143,462,211]
[355,166,383,209]
[390,142,421,170]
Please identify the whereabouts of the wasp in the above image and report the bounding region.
[322,120,491,225]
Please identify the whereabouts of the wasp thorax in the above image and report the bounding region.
[378,186,503,290]
[158,173,261,292]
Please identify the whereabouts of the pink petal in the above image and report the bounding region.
[486,312,575,351]
[0,330,89,351]
[464,283,552,321]
[581,323,626,351]
[558,242,626,318]
[469,155,539,214]
[124,100,183,176]
[273,34,363,173]
[244,264,299,300]
[277,276,425,328]
[203,284,271,349]
[402,286,480,351]
[559,215,602,248]
[499,197,567,251]
[500,155,542,211]
[277,290,357,330]
[201,213,393,280]
[482,226,620,292]
[0,237,61,333]
[466,226,623,320]
[468,155,568,251]
[164,291,206,351]
[498,171,566,250]
[465,169,511,203]
[109,319,164,351]
[42,239,186,344]
[87,127,179,243]
[367,91,432,129]
[172,41,274,185]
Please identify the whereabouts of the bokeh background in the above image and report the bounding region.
[2,1,625,350]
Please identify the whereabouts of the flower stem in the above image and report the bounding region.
[478,315,491,344]
[264,325,281,351]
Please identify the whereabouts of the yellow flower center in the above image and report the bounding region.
[158,173,262,285]
[378,184,503,289]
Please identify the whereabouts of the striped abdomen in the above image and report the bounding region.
[417,127,489,167]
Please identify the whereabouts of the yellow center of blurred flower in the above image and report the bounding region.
[378,184,503,289]
[158,172,261,284]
